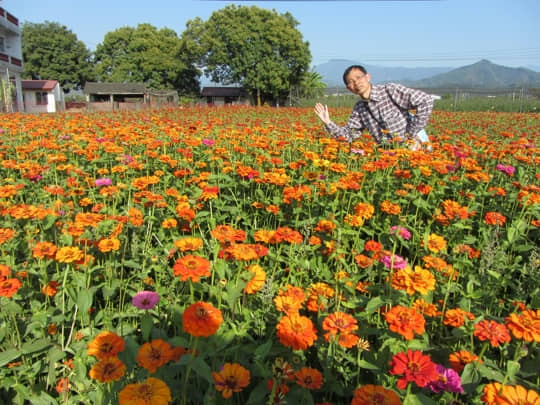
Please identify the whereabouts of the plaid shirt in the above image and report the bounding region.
[325,83,434,144]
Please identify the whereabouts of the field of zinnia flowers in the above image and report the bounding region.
[0,106,538,405]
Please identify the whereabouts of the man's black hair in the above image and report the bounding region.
[343,65,367,85]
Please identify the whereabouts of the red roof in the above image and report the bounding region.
[20,80,59,91]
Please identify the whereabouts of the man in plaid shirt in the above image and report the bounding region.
[314,65,434,151]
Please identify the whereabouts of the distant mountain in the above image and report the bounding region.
[314,59,540,89]
[314,59,454,86]
[405,60,540,88]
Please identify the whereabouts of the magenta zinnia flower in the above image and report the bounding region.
[495,164,515,176]
[389,226,411,240]
[381,254,407,270]
[132,291,160,310]
[95,177,112,187]
[428,364,464,394]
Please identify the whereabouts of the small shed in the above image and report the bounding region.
[200,87,249,106]
[84,82,147,111]
[18,80,65,113]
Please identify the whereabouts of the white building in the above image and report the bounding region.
[0,6,23,112]
[20,80,65,113]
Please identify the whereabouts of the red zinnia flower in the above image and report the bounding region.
[473,319,511,347]
[389,350,438,390]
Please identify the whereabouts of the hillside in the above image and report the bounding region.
[314,59,453,86]
[407,59,540,88]
[314,59,540,89]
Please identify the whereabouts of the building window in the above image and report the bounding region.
[0,37,5,53]
[36,92,48,105]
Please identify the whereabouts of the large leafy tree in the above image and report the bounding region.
[93,24,200,95]
[21,21,94,93]
[182,5,312,105]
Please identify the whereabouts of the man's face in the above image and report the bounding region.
[345,69,370,95]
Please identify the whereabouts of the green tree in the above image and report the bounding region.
[182,5,311,106]
[299,69,327,98]
[21,21,94,93]
[93,24,200,95]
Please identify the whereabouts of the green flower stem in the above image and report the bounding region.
[182,337,200,405]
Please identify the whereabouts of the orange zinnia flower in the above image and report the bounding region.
[484,211,507,226]
[274,226,303,244]
[119,377,171,405]
[322,311,359,348]
[443,308,476,327]
[384,305,425,340]
[505,309,540,342]
[448,350,482,373]
[243,264,266,294]
[473,319,511,347]
[354,254,374,269]
[0,227,16,244]
[411,299,440,317]
[295,367,323,389]
[127,207,144,226]
[353,202,375,220]
[351,384,402,405]
[55,246,84,263]
[392,266,436,296]
[173,237,203,252]
[276,313,318,350]
[212,362,251,399]
[426,233,447,253]
[97,237,121,253]
[89,356,126,383]
[87,331,126,360]
[42,280,60,297]
[274,295,304,315]
[137,339,172,373]
[380,200,401,215]
[0,278,22,298]
[482,382,540,405]
[306,282,334,312]
[172,254,211,282]
[182,301,223,337]
[211,224,246,245]
[314,219,337,233]
[364,240,382,252]
[32,241,58,259]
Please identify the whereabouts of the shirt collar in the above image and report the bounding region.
[366,84,383,102]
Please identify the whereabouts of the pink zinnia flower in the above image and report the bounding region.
[202,138,215,146]
[95,177,112,187]
[389,226,411,240]
[132,291,160,310]
[381,254,407,270]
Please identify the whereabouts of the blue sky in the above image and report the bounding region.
[5,0,540,70]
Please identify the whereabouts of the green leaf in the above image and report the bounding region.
[505,360,520,383]
[246,380,269,405]
[0,348,20,367]
[21,338,52,355]
[357,359,379,370]
[253,338,273,360]
[191,356,213,383]
[141,313,154,342]
[404,392,438,405]
[76,289,94,316]
[365,296,384,314]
